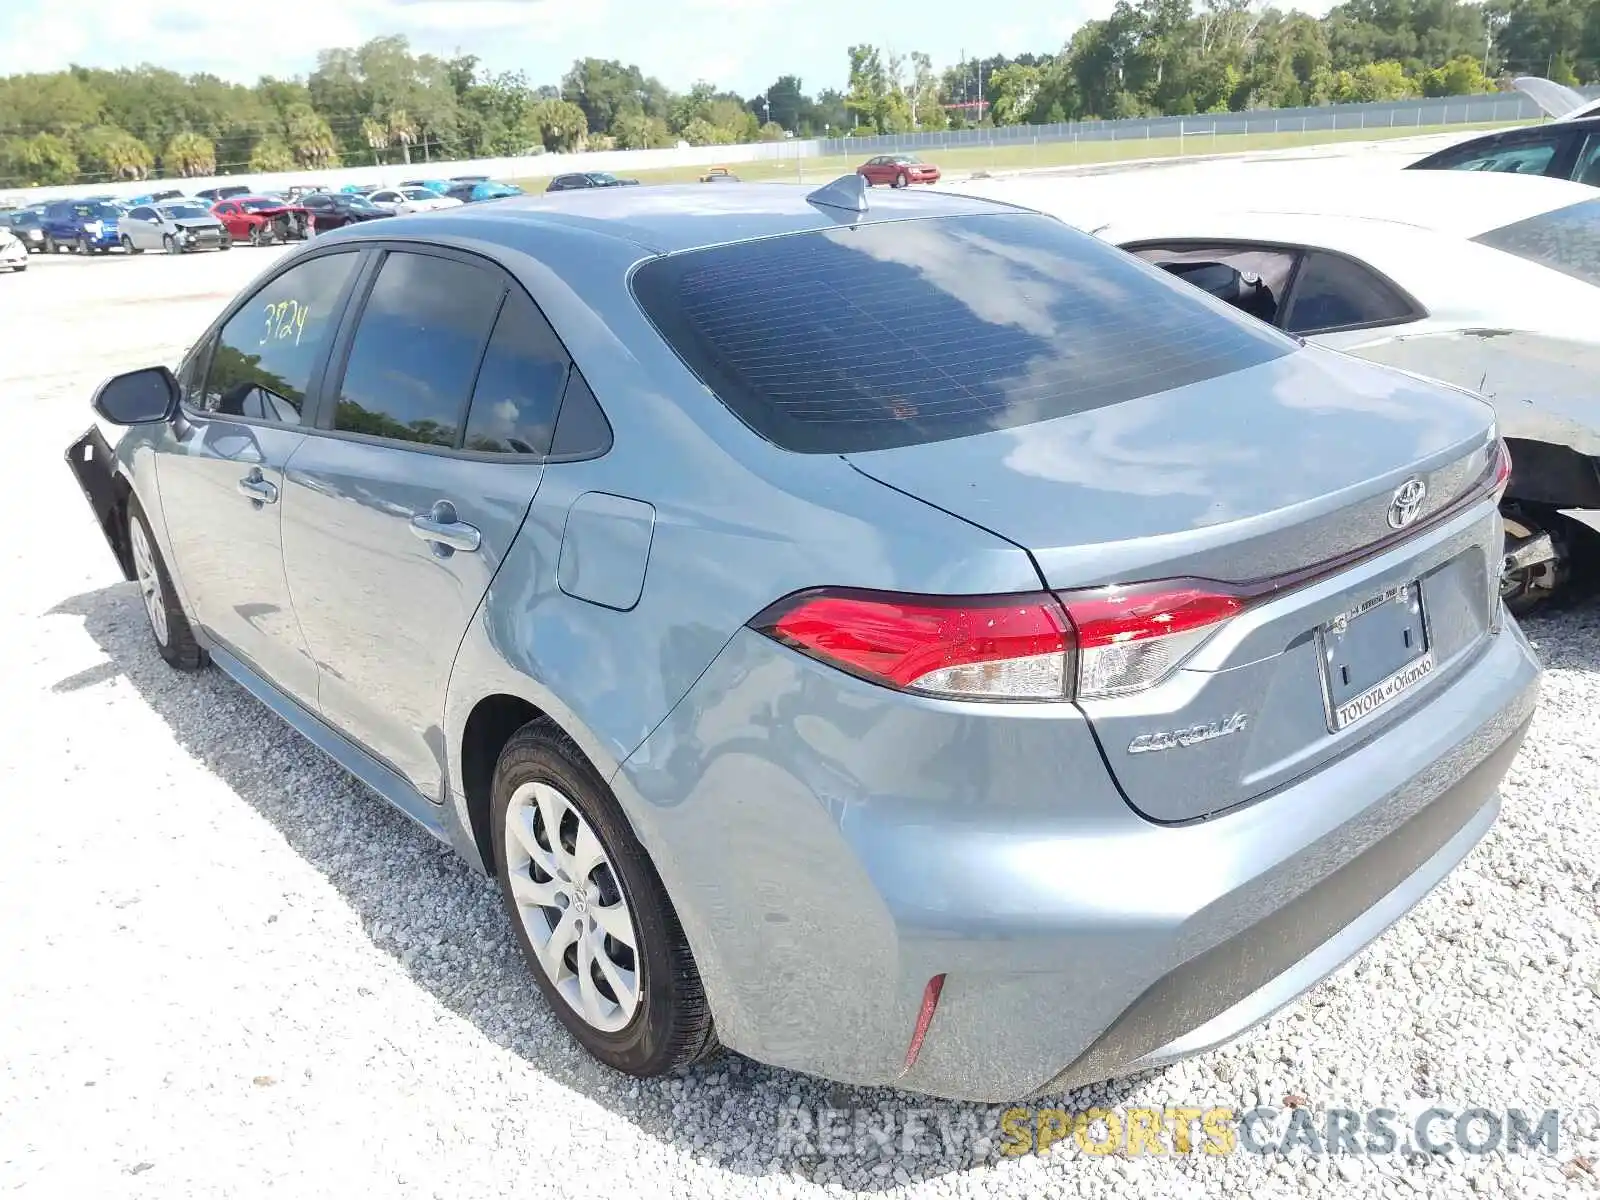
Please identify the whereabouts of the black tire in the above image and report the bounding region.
[247,224,263,247]
[73,236,87,254]
[491,721,718,1078]
[218,236,232,251]
[42,234,56,254]
[163,234,179,254]
[127,496,207,671]
[893,172,909,188]
[121,235,143,255]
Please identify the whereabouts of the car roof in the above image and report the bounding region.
[986,165,1593,244]
[329,181,1025,254]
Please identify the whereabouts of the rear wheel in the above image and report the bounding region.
[41,234,56,254]
[1500,503,1570,617]
[127,497,207,671]
[121,234,142,255]
[491,722,718,1078]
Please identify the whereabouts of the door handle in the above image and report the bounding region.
[236,470,278,505]
[409,500,481,553]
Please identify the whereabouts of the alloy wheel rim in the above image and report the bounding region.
[504,781,640,1032]
[129,519,169,646]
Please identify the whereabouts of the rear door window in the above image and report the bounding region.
[1472,198,1600,287]
[1125,244,1301,325]
[631,213,1292,453]
[462,290,571,455]
[1279,252,1420,334]
[331,250,506,447]
[1432,133,1562,176]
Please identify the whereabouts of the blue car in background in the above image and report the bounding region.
[40,199,124,254]
[400,178,453,195]
[444,180,524,203]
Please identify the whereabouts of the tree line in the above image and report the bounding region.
[2,0,1597,188]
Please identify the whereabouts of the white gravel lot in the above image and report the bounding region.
[2,185,1598,1200]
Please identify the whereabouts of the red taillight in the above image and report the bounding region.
[1059,582,1245,698]
[753,588,1074,700]
[751,582,1247,701]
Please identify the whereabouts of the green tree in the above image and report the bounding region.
[612,110,672,148]
[164,131,216,177]
[284,103,339,167]
[1421,53,1495,94]
[0,132,79,184]
[989,63,1043,124]
[249,136,295,172]
[521,98,588,152]
[77,125,154,180]
[386,108,417,164]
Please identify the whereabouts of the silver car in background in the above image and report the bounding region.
[119,200,230,254]
[367,186,463,215]
[66,181,1541,1101]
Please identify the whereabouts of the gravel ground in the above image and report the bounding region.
[2,227,1598,1200]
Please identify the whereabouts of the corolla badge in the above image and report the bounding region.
[1127,713,1250,755]
[1387,478,1428,530]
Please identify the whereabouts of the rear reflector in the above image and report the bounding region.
[902,974,946,1073]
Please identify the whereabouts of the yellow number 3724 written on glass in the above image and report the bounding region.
[261,299,309,347]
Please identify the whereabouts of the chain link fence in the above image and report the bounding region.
[820,88,1600,157]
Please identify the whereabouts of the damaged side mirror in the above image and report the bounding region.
[92,366,180,425]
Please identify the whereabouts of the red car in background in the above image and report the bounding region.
[856,154,942,187]
[211,195,311,245]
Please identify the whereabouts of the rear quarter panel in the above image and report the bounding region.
[434,221,1042,871]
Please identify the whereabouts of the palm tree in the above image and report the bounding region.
[361,117,389,166]
[387,109,418,165]
[163,131,216,178]
[285,104,339,169]
[103,131,154,180]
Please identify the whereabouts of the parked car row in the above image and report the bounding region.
[0,174,533,264]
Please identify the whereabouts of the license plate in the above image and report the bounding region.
[1318,582,1432,732]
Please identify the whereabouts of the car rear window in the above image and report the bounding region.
[1473,198,1600,287]
[630,213,1293,453]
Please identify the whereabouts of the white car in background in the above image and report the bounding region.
[0,223,26,272]
[365,186,462,215]
[1021,169,1600,614]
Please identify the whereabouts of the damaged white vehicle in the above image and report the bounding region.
[1078,171,1600,614]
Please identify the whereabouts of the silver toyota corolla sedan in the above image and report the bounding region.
[118,199,230,254]
[64,179,1541,1102]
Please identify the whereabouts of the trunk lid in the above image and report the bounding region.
[848,346,1504,821]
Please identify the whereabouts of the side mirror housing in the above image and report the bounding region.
[92,366,180,425]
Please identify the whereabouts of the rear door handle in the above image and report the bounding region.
[409,500,481,553]
[236,470,278,505]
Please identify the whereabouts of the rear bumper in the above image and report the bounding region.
[616,615,1540,1102]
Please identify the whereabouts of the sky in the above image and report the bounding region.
[0,0,1106,97]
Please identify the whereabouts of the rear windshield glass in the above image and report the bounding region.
[1473,198,1600,287]
[162,204,209,218]
[631,213,1292,453]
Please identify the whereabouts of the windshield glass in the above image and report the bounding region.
[161,203,210,219]
[632,213,1292,453]
[72,204,121,219]
[241,198,282,212]
[589,173,619,184]
[344,195,379,210]
[1473,198,1600,287]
